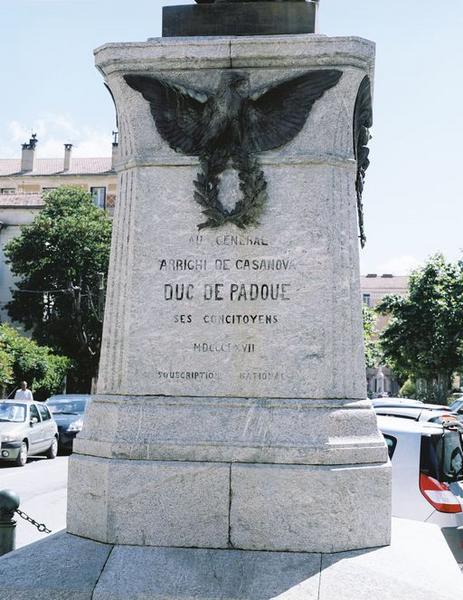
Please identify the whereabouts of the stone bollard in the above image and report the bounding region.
[0,489,20,556]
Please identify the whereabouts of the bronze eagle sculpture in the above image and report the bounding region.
[125,69,342,229]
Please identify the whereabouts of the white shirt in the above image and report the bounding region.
[14,389,33,401]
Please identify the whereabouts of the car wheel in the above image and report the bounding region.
[14,441,28,467]
[46,438,58,460]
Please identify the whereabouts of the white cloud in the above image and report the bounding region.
[376,255,422,276]
[0,115,112,158]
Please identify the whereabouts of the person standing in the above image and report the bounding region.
[14,381,33,401]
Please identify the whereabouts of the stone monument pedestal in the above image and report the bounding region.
[66,34,390,554]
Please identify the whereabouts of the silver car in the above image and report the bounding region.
[0,400,58,467]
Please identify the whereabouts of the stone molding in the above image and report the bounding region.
[75,394,387,465]
[95,36,375,75]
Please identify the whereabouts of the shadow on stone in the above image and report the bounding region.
[0,532,111,600]
[92,545,321,600]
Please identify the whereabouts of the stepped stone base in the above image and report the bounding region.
[68,395,391,552]
[0,519,461,600]
[67,453,391,552]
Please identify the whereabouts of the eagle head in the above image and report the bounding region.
[219,71,249,94]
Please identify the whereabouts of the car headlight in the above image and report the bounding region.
[66,419,83,432]
[1,434,20,442]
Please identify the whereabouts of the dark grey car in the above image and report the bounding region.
[45,394,91,452]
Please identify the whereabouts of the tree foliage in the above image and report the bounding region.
[363,304,380,369]
[399,378,416,399]
[376,254,463,404]
[0,324,70,400]
[0,345,14,393]
[4,186,112,391]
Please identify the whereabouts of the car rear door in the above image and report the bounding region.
[388,429,435,521]
[27,403,44,453]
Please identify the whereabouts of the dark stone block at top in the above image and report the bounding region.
[162,2,317,37]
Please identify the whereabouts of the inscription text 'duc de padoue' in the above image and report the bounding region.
[163,282,291,302]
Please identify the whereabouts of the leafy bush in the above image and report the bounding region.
[399,378,416,399]
[0,324,70,400]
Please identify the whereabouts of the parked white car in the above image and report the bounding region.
[378,415,463,561]
[373,398,456,424]
[373,397,424,407]
[449,397,463,415]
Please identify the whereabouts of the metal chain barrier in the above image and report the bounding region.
[15,508,51,534]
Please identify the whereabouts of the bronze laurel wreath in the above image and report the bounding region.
[193,148,267,230]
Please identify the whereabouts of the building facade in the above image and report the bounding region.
[0,135,118,323]
[0,135,117,211]
[360,273,409,397]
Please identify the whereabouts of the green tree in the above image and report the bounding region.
[376,254,463,404]
[5,186,112,391]
[363,304,381,368]
[0,324,70,400]
[0,344,14,396]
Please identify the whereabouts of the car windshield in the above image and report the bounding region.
[47,399,89,414]
[0,402,26,423]
[420,430,463,483]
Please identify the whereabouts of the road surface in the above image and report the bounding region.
[0,455,68,548]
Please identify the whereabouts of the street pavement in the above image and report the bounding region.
[0,455,68,549]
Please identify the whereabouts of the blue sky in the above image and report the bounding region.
[1,0,462,275]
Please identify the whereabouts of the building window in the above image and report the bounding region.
[91,187,106,209]
[20,184,41,193]
[0,188,15,195]
[362,293,371,307]
[42,187,58,192]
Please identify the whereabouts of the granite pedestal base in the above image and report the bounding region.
[68,394,391,552]
[0,519,461,600]
[67,453,390,552]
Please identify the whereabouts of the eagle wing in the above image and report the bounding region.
[243,70,342,152]
[124,75,211,156]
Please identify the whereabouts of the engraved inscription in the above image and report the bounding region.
[153,232,308,390]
